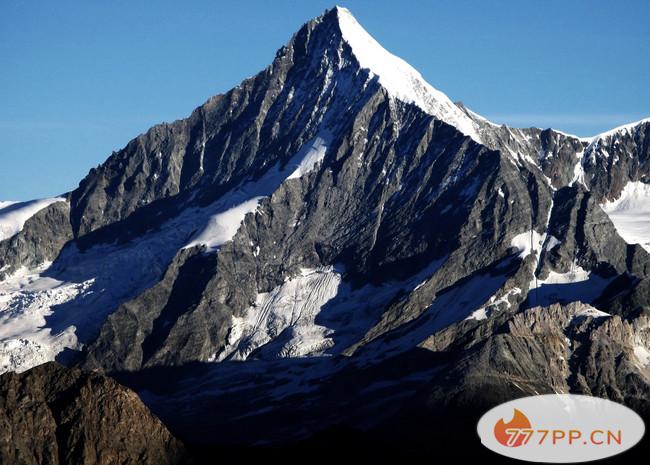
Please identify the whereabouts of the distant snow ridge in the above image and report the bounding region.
[587,117,650,147]
[0,201,19,210]
[335,7,482,143]
[0,198,66,241]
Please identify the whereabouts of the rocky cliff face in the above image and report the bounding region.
[0,199,72,279]
[1,5,650,454]
[0,362,186,465]
[422,302,650,409]
[583,121,650,202]
[81,6,557,373]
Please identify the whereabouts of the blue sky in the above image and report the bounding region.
[1,0,649,200]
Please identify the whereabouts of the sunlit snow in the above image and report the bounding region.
[218,267,342,361]
[0,198,66,241]
[287,136,328,179]
[634,345,650,367]
[0,264,88,373]
[573,305,609,318]
[336,7,482,143]
[587,117,650,147]
[510,230,544,258]
[601,181,650,252]
[184,197,264,252]
[185,135,329,252]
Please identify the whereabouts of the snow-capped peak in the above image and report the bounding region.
[333,7,482,143]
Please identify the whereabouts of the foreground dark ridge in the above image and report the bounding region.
[0,362,186,465]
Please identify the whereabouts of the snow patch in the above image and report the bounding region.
[185,197,263,252]
[287,137,328,179]
[634,345,650,366]
[569,152,587,189]
[218,267,342,361]
[184,134,330,252]
[539,266,591,285]
[550,129,593,143]
[573,305,609,318]
[528,264,613,307]
[510,230,544,258]
[0,198,66,241]
[601,181,650,252]
[544,235,561,251]
[465,287,522,321]
[0,264,90,373]
[466,308,488,321]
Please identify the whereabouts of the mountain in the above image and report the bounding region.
[1,6,650,458]
[0,362,186,465]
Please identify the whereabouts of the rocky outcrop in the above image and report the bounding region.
[0,200,72,279]
[0,362,186,465]
[583,121,650,202]
[422,302,650,412]
[538,185,650,279]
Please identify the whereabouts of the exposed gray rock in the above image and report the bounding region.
[538,185,650,279]
[423,302,650,414]
[583,121,650,202]
[0,200,72,279]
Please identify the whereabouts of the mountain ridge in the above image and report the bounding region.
[1,6,650,458]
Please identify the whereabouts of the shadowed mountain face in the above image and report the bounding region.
[0,362,186,465]
[1,6,650,456]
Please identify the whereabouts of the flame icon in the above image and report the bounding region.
[494,409,532,447]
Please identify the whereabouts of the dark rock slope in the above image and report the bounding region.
[0,362,186,465]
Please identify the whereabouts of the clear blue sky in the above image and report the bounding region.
[1,0,649,200]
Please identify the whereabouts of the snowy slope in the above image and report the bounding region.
[601,181,650,252]
[217,257,449,363]
[0,134,333,373]
[0,198,66,241]
[218,267,342,361]
[335,7,482,143]
[0,264,85,373]
[185,135,330,252]
[0,201,19,210]
[510,230,545,258]
[0,210,195,374]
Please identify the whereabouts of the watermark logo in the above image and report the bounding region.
[477,394,645,462]
[494,408,531,447]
